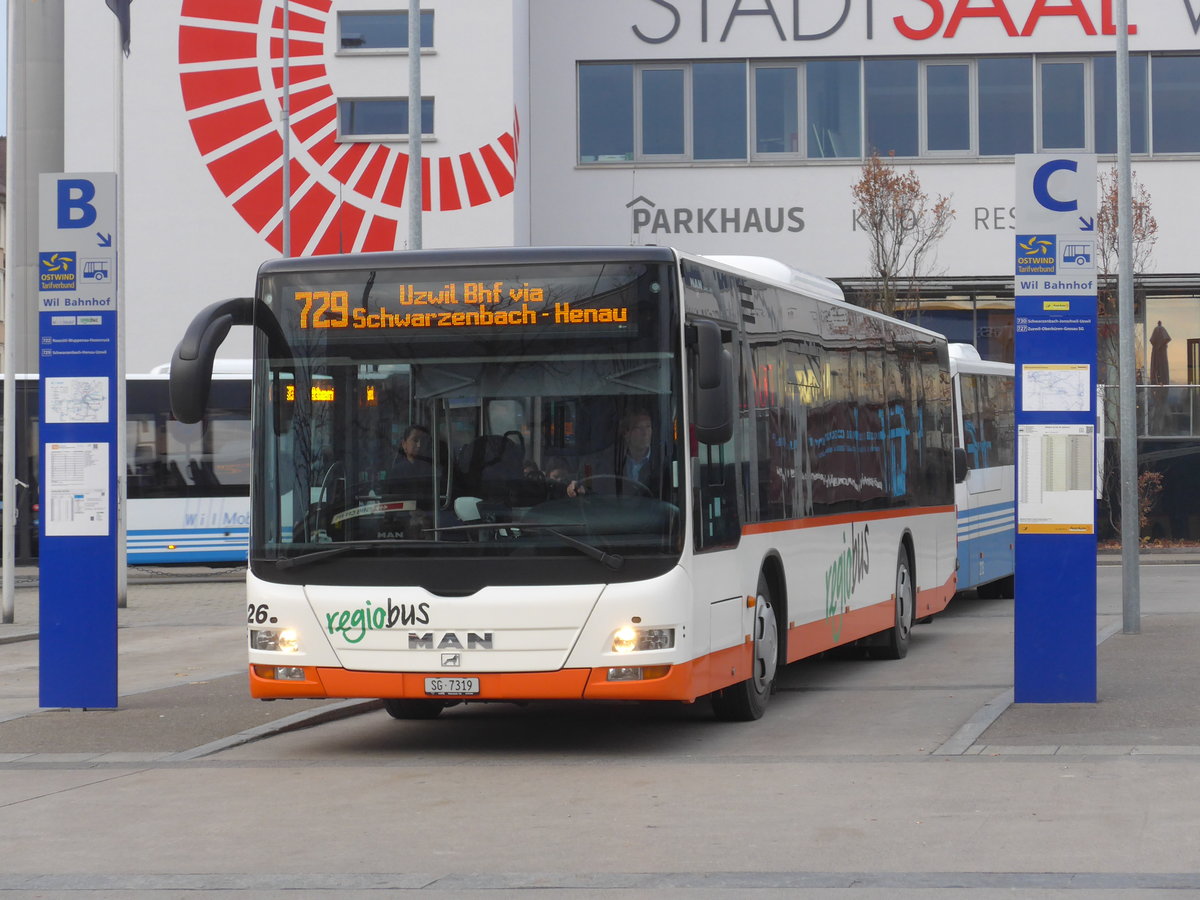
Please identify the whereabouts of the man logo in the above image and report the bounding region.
[409,632,495,650]
[442,653,462,667]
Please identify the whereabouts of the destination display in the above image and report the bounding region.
[290,281,635,335]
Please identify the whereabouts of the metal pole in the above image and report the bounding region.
[2,261,13,621]
[2,0,15,628]
[1115,0,1140,633]
[115,23,128,607]
[407,0,423,250]
[282,0,292,257]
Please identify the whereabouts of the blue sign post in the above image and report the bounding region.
[37,173,120,708]
[1013,155,1098,703]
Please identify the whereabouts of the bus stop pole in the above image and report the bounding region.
[3,266,14,625]
[3,0,17,624]
[407,0,423,251]
[282,0,292,258]
[1115,0,1140,634]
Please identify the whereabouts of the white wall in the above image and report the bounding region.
[64,1,518,373]
[524,0,1200,281]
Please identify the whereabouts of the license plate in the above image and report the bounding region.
[424,676,480,696]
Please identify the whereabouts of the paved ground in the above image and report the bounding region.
[1,553,1199,895]
[0,565,373,760]
[1,551,1197,761]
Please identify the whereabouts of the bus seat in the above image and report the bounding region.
[455,435,523,503]
[454,496,482,522]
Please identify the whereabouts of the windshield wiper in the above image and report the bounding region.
[424,523,624,570]
[267,540,433,570]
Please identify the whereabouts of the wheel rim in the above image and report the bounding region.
[896,562,914,641]
[752,594,779,694]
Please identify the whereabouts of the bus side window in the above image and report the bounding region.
[693,440,740,551]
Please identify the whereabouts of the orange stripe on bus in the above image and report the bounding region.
[248,643,757,704]
[784,569,957,662]
[742,504,955,536]
[247,572,958,703]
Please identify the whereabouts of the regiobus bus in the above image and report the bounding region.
[170,247,959,721]
[949,344,1015,598]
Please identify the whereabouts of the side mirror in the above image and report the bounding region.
[170,298,254,424]
[693,320,733,445]
[170,296,295,429]
[954,447,969,484]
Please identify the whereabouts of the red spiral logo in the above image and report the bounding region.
[178,0,517,254]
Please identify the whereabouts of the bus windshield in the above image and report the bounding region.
[252,260,685,587]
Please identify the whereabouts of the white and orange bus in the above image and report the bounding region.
[170,247,958,721]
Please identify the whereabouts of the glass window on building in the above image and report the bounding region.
[865,59,918,157]
[579,64,634,162]
[641,67,686,157]
[1040,61,1087,150]
[754,65,799,155]
[925,62,971,153]
[1152,56,1200,153]
[807,59,860,158]
[338,11,433,50]
[979,57,1033,156]
[693,62,746,160]
[1145,297,1200,387]
[338,98,434,138]
[1094,55,1148,154]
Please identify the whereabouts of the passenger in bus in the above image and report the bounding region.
[390,425,433,479]
[388,424,435,510]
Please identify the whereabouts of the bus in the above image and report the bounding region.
[2,371,251,564]
[170,247,959,721]
[949,344,1015,598]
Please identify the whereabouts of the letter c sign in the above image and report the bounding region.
[1032,159,1078,213]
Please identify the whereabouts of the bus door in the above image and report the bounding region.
[959,373,1001,495]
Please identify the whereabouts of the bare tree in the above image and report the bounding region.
[1095,166,1158,279]
[851,152,955,317]
[1095,166,1158,394]
[1095,166,1160,540]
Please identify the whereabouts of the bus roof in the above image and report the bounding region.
[949,343,1013,376]
[700,255,845,304]
[255,246,679,276]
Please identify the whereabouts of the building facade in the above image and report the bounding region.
[518,0,1200,540]
[43,0,1200,538]
[58,0,519,368]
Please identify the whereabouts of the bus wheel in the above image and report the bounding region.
[879,546,914,660]
[383,698,446,720]
[711,575,778,722]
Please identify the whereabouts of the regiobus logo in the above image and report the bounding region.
[178,0,517,255]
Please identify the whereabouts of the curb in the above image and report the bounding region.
[166,699,384,761]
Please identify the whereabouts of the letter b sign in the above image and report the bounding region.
[57,179,98,229]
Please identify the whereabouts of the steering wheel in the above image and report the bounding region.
[577,474,653,498]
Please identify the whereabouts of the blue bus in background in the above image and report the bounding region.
[2,367,250,565]
[950,344,1015,598]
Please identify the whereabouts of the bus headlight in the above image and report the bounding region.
[251,628,300,653]
[611,626,675,653]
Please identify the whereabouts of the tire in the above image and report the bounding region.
[711,575,779,722]
[878,546,915,660]
[383,698,446,720]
